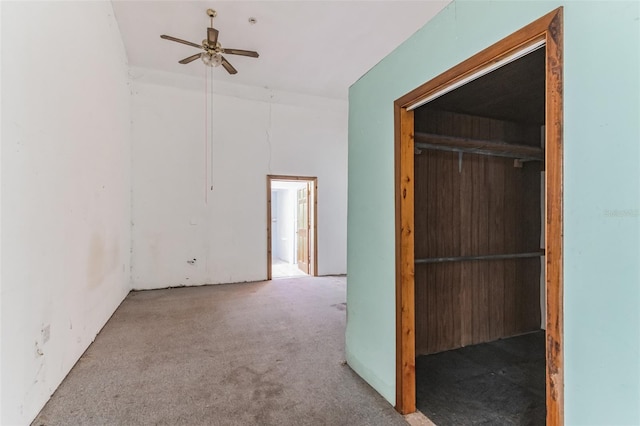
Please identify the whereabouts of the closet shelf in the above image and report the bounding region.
[415,250,545,264]
[414,132,544,161]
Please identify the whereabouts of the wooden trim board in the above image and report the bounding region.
[394,8,564,424]
[395,104,416,413]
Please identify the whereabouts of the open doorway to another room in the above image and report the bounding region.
[267,175,318,279]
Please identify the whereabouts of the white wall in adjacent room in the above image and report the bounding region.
[130,68,347,289]
[273,188,296,263]
[271,180,309,265]
[0,2,132,424]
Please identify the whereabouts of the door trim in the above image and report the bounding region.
[394,8,564,425]
[267,175,318,280]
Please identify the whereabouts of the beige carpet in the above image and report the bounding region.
[33,276,407,426]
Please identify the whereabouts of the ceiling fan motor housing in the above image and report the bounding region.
[202,40,222,54]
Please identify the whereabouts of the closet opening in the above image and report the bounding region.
[412,45,546,424]
[394,8,563,425]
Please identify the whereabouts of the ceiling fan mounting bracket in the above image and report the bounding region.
[207,9,217,18]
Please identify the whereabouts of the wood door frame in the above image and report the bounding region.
[394,8,563,424]
[267,175,318,280]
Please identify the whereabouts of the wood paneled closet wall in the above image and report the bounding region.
[413,107,543,355]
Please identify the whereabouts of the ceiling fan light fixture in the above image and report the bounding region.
[201,52,223,67]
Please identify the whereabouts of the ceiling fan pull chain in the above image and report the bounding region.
[204,63,209,203]
[210,65,214,192]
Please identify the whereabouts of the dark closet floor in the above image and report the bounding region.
[416,331,546,426]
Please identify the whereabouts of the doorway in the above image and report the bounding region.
[394,8,563,425]
[267,175,318,279]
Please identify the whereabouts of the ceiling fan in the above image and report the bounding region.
[160,9,259,75]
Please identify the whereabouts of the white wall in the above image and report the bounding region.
[0,2,132,424]
[271,190,280,259]
[282,190,295,263]
[130,68,347,289]
[274,189,295,263]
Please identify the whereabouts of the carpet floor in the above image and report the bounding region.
[416,331,546,426]
[33,276,407,426]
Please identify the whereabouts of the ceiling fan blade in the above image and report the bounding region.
[222,49,259,58]
[179,53,202,64]
[207,27,219,46]
[221,56,237,75]
[160,35,202,49]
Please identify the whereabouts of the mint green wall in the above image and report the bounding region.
[346,1,639,424]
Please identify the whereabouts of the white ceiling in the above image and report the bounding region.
[112,1,451,99]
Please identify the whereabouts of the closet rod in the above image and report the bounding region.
[415,142,542,162]
[414,132,544,161]
[415,250,545,264]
